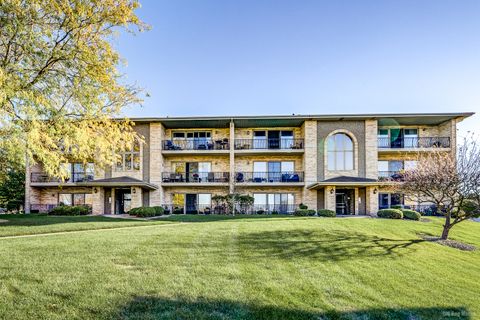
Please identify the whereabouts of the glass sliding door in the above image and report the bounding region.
[198,162,211,182]
[268,161,281,182]
[253,131,267,149]
[404,129,418,148]
[253,161,267,182]
[280,130,294,149]
[198,194,211,213]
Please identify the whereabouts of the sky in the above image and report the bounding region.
[116,0,480,137]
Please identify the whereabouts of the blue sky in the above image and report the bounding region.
[116,0,480,136]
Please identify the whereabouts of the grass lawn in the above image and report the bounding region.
[0,215,479,319]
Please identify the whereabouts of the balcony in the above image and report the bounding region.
[30,172,94,183]
[378,137,450,149]
[234,138,304,152]
[378,171,404,182]
[161,172,230,184]
[234,171,304,184]
[162,139,229,153]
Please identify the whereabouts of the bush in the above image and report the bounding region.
[256,209,265,215]
[152,206,165,216]
[401,209,421,220]
[173,207,183,214]
[49,205,90,216]
[294,209,316,216]
[299,203,308,209]
[128,206,156,217]
[271,210,279,215]
[377,209,403,219]
[317,209,336,217]
[390,205,403,209]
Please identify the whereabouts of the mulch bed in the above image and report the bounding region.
[421,235,476,251]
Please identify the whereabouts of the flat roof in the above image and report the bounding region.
[126,112,474,128]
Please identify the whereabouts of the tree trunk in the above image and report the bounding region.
[441,226,450,240]
[442,213,451,240]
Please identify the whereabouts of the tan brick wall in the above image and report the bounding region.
[302,120,318,209]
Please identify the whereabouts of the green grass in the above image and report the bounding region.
[0,215,479,319]
[0,214,173,237]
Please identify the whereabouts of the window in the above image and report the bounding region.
[327,133,354,171]
[378,193,404,209]
[404,160,417,170]
[254,193,295,213]
[58,193,93,206]
[116,140,141,171]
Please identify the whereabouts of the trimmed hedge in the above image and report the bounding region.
[294,209,316,216]
[298,203,308,209]
[401,209,421,220]
[49,205,90,216]
[377,209,403,219]
[129,206,165,217]
[317,209,336,217]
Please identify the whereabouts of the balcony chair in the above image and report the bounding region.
[164,140,182,150]
[236,172,244,182]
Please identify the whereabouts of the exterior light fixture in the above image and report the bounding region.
[373,188,378,194]
[132,188,136,194]
[330,188,335,195]
[93,187,97,193]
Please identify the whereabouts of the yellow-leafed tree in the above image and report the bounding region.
[0,0,147,178]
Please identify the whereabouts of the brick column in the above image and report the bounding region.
[131,187,142,209]
[366,186,378,216]
[364,119,378,179]
[325,186,336,211]
[92,187,105,215]
[149,122,164,206]
[229,120,235,194]
[302,120,318,210]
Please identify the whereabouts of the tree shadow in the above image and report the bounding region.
[0,214,143,228]
[114,296,470,320]
[238,229,426,261]
[161,214,298,223]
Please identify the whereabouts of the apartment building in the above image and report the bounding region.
[25,112,473,215]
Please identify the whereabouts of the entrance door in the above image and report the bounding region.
[335,189,354,215]
[185,194,197,213]
[115,189,132,214]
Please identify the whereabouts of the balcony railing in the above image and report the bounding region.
[234,138,304,150]
[378,137,450,149]
[160,204,297,214]
[162,172,230,183]
[378,171,404,181]
[30,172,94,183]
[162,139,229,151]
[235,171,304,183]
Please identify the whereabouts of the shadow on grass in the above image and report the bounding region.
[161,214,301,223]
[238,229,426,261]
[0,214,142,227]
[116,296,470,320]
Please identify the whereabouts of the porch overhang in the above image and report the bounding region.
[307,176,391,190]
[77,176,159,190]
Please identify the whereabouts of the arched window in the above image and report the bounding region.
[327,133,354,170]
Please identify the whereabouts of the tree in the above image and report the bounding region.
[398,136,480,239]
[0,0,147,178]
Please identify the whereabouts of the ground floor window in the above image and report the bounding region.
[58,193,93,206]
[378,193,404,209]
[253,193,295,213]
[171,193,212,213]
